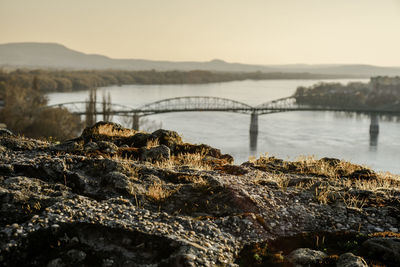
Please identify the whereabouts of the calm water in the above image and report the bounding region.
[47,79,400,174]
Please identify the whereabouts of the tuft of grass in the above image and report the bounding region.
[294,155,362,179]
[154,152,213,171]
[254,172,290,190]
[145,182,179,202]
[97,124,136,137]
[253,155,368,180]
[341,193,366,210]
[146,138,160,148]
[315,185,332,205]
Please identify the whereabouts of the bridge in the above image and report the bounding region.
[48,96,399,149]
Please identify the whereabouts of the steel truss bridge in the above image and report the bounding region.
[47,96,399,142]
[47,96,400,116]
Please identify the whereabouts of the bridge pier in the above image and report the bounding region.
[249,112,258,151]
[249,112,258,135]
[132,113,140,130]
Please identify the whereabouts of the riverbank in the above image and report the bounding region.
[1,122,399,266]
[1,69,360,93]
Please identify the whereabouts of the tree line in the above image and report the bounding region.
[0,69,348,93]
[293,80,400,110]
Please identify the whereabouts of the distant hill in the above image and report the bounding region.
[1,42,400,77]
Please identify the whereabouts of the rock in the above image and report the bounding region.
[320,157,341,166]
[81,122,136,143]
[348,168,376,180]
[66,249,86,263]
[47,258,65,267]
[103,171,132,194]
[0,124,399,267]
[84,141,99,152]
[336,253,368,267]
[362,237,400,264]
[124,132,155,148]
[0,128,14,137]
[52,140,83,153]
[97,141,118,154]
[174,143,230,161]
[0,136,39,151]
[140,145,170,162]
[117,147,141,159]
[152,129,182,149]
[0,164,13,175]
[286,248,327,266]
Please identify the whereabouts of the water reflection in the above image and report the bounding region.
[369,132,379,150]
[249,114,383,154]
[249,131,258,152]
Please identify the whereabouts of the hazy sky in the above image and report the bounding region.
[1,0,400,65]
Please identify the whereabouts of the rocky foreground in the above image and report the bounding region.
[0,122,399,267]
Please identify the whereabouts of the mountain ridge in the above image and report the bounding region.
[1,42,400,76]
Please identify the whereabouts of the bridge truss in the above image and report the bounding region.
[47,96,400,117]
[137,96,254,116]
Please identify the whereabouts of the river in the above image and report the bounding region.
[46,79,400,174]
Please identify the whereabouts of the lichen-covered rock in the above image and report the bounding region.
[52,140,83,153]
[0,136,45,151]
[286,248,327,266]
[336,253,368,267]
[140,145,170,162]
[0,123,398,266]
[83,141,99,152]
[97,141,118,154]
[102,171,132,195]
[152,129,182,149]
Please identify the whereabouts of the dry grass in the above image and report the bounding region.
[253,171,290,191]
[315,185,331,205]
[154,152,213,171]
[97,124,136,137]
[146,138,160,148]
[313,172,400,208]
[294,155,362,179]
[123,163,140,180]
[341,193,367,210]
[145,182,179,202]
[253,154,366,180]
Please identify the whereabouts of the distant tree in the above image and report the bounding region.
[102,91,112,122]
[0,81,82,140]
[85,88,97,126]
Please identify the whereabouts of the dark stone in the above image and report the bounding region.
[140,145,170,162]
[348,168,377,180]
[336,252,368,267]
[286,248,327,265]
[0,164,13,175]
[0,128,14,137]
[362,237,400,264]
[123,132,155,148]
[320,157,341,166]
[152,129,182,150]
[97,141,118,154]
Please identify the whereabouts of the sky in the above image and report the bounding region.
[1,0,400,66]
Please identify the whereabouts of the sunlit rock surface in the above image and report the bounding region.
[0,122,399,266]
